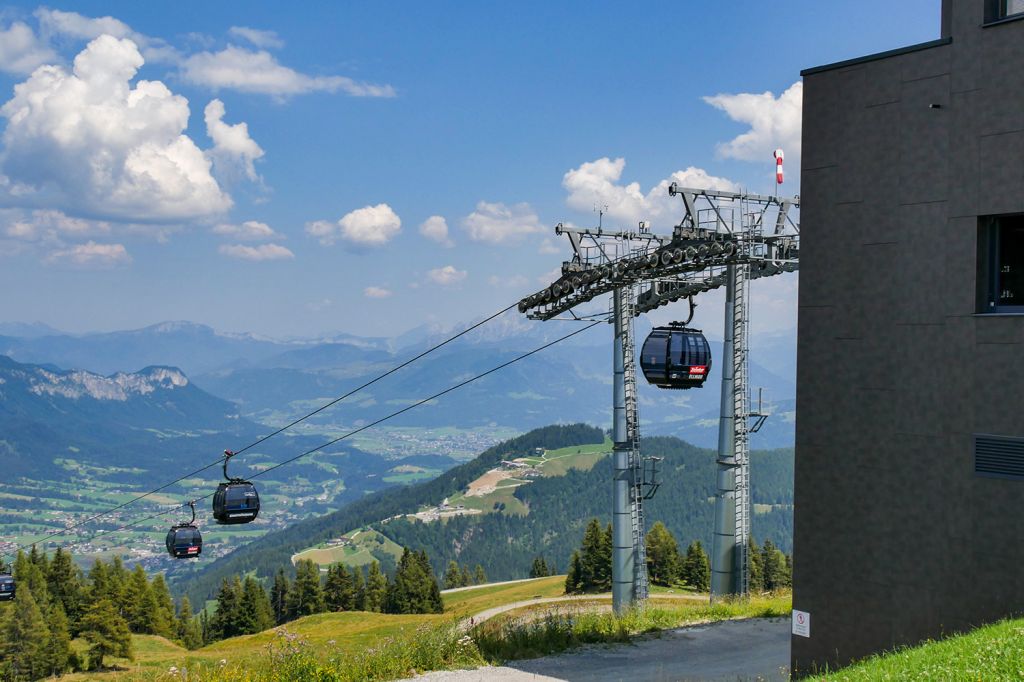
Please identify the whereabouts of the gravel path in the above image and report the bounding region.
[459,592,706,630]
[400,617,791,682]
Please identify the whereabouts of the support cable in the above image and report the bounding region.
[1,302,516,559]
[7,318,601,560]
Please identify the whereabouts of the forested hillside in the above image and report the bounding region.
[179,424,606,605]
[180,425,793,606]
[381,437,793,580]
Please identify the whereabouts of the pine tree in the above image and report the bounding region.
[459,564,472,587]
[209,577,242,640]
[270,569,290,625]
[324,564,355,612]
[564,551,583,594]
[107,557,129,617]
[747,536,764,593]
[125,564,157,634]
[530,556,551,578]
[681,540,711,592]
[384,548,443,614]
[577,518,612,592]
[645,521,682,587]
[45,601,73,678]
[473,564,487,585]
[177,596,204,650]
[150,575,177,638]
[80,598,133,670]
[2,583,51,680]
[288,560,324,619]
[761,540,791,591]
[364,561,388,612]
[240,576,274,634]
[14,550,49,611]
[352,565,366,611]
[443,560,462,589]
[47,547,83,632]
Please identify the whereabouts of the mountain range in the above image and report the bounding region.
[0,316,798,449]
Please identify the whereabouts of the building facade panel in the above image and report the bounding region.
[794,0,1024,673]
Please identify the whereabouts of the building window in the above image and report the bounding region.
[1005,0,1024,17]
[980,215,1024,313]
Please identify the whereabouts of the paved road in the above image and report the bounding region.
[401,617,791,682]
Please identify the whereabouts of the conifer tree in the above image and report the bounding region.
[45,601,73,678]
[47,547,82,632]
[645,521,682,586]
[270,569,290,625]
[125,564,157,634]
[681,540,711,592]
[384,549,443,614]
[459,564,472,588]
[107,557,128,616]
[288,560,324,619]
[443,560,462,589]
[240,576,274,634]
[577,518,612,592]
[324,564,355,612]
[14,550,49,611]
[364,561,388,613]
[209,577,242,640]
[80,598,133,671]
[2,583,51,680]
[150,575,176,638]
[177,597,204,650]
[564,551,584,594]
[530,556,551,578]
[747,536,764,593]
[761,540,791,591]
[473,564,487,585]
[352,565,366,611]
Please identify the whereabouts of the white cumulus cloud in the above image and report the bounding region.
[204,98,264,182]
[47,240,130,267]
[419,215,453,247]
[228,27,284,49]
[462,201,544,244]
[0,35,232,223]
[562,157,739,230]
[181,46,395,98]
[363,286,393,298]
[427,265,467,286]
[0,21,58,75]
[218,243,294,261]
[538,238,561,255]
[307,203,401,247]
[212,221,278,241]
[488,274,529,288]
[35,8,178,64]
[5,209,109,241]
[704,81,803,162]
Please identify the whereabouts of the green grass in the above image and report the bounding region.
[474,593,791,661]
[442,576,566,615]
[292,529,404,569]
[807,617,1024,680]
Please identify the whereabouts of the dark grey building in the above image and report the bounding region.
[794,0,1024,673]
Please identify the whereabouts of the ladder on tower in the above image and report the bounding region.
[620,286,650,602]
[732,261,752,597]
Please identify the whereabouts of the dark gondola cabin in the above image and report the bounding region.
[166,525,203,559]
[640,324,712,389]
[0,574,14,601]
[213,481,260,524]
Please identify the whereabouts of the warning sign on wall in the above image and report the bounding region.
[792,609,811,638]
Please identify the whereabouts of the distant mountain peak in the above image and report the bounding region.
[23,363,189,402]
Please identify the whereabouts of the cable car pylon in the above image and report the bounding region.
[518,183,799,606]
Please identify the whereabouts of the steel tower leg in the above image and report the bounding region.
[711,266,738,599]
[612,288,634,614]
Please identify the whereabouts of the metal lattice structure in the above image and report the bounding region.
[518,185,799,611]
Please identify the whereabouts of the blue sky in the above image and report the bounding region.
[0,1,939,339]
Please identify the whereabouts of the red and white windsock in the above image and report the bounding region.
[774,148,784,185]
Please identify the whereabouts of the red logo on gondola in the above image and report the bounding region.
[187,547,199,554]
[688,366,707,375]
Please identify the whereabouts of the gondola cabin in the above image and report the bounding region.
[165,526,203,559]
[640,325,713,389]
[0,574,14,601]
[213,481,260,525]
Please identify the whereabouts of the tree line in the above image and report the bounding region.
[562,518,791,594]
